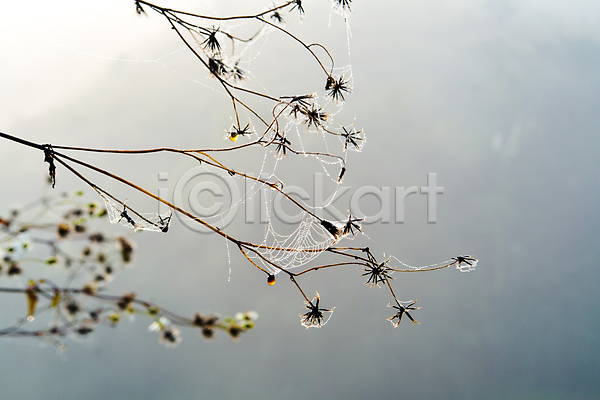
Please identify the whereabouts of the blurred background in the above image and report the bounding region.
[1,0,599,399]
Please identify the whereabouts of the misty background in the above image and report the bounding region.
[1,0,599,399]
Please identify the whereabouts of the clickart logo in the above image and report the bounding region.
[157,170,443,234]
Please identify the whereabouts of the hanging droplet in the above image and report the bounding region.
[267,274,276,286]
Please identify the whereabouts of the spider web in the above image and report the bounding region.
[253,210,341,275]
[174,8,358,273]
[89,3,361,274]
[98,191,171,233]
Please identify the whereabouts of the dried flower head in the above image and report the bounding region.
[300,292,334,329]
[303,105,328,129]
[202,27,221,54]
[342,213,363,236]
[363,257,393,287]
[274,134,291,157]
[340,126,364,151]
[208,57,228,77]
[326,75,351,102]
[452,256,478,272]
[231,61,245,82]
[291,0,305,15]
[387,299,420,327]
[270,10,284,24]
[332,0,352,12]
[226,123,252,142]
[281,93,315,120]
[134,1,146,15]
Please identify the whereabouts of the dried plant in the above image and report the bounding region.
[0,193,256,348]
[0,0,476,348]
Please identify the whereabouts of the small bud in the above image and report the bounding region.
[147,306,160,316]
[228,325,243,339]
[108,313,120,326]
[201,327,214,339]
[76,326,94,336]
[50,291,61,308]
[7,262,22,276]
[57,223,71,238]
[82,283,98,295]
[46,256,58,265]
[26,287,38,320]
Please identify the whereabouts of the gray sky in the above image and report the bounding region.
[1,1,599,399]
